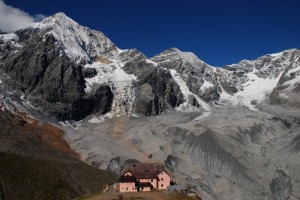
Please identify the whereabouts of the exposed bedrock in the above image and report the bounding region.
[0,33,113,120]
[123,60,184,116]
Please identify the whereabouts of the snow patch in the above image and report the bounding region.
[192,112,212,121]
[212,67,217,73]
[59,120,81,129]
[0,33,19,42]
[283,76,300,90]
[117,47,127,53]
[282,65,300,90]
[84,62,136,92]
[131,113,139,118]
[88,113,113,124]
[268,52,283,58]
[88,117,103,124]
[279,93,288,98]
[146,59,158,67]
[155,59,171,63]
[286,65,300,76]
[200,78,214,91]
[170,69,211,111]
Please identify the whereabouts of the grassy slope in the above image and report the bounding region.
[0,153,117,200]
[0,110,118,200]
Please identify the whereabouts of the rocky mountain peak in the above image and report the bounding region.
[30,12,117,62]
[48,12,71,21]
[31,12,80,36]
[267,48,299,58]
[40,12,75,26]
[152,47,209,69]
[224,49,298,78]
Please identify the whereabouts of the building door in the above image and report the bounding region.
[136,180,140,192]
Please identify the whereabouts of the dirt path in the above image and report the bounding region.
[82,189,195,200]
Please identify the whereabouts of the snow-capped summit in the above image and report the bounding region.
[35,12,75,27]
[151,47,218,112]
[31,12,117,62]
[151,47,210,69]
[218,48,300,110]
[224,48,300,77]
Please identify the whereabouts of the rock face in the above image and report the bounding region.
[2,33,114,120]
[123,58,184,116]
[0,13,115,120]
[151,48,220,103]
[1,12,300,200]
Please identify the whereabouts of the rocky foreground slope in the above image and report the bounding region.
[0,13,300,200]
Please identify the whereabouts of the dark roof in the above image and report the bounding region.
[120,175,136,182]
[120,163,171,179]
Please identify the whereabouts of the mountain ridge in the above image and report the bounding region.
[1,13,299,120]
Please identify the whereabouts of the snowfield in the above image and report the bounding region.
[220,66,284,110]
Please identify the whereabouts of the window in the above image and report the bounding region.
[161,184,164,187]
[161,178,164,181]
[161,172,164,175]
[126,187,128,190]
[132,187,135,190]
[151,179,153,182]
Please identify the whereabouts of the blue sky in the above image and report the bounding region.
[3,0,300,66]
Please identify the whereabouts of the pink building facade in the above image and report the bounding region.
[118,163,172,192]
[157,171,170,190]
